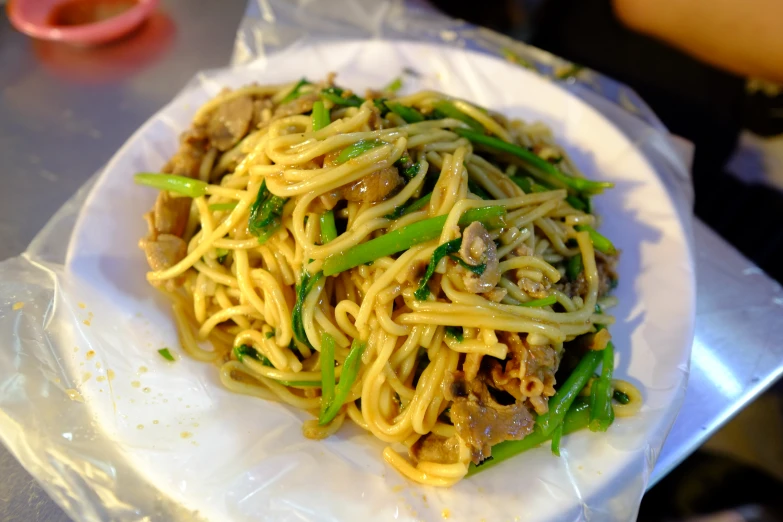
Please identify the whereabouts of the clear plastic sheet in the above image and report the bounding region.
[0,1,696,521]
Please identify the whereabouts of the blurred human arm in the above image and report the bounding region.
[612,0,783,82]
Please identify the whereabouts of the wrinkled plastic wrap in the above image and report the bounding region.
[0,1,696,521]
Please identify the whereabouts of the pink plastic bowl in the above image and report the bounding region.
[7,0,159,46]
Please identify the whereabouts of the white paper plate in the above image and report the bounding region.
[64,40,695,521]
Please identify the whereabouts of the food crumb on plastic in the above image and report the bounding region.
[12,302,24,310]
[73,346,79,353]
[83,319,91,326]
[391,485,404,492]
[65,389,84,402]
[95,362,101,369]
[192,423,199,427]
[131,381,141,388]
[153,420,159,425]
[107,369,115,381]
[96,376,106,382]
[442,508,451,519]
[180,431,192,439]
[143,387,151,393]
[78,302,86,309]
[137,424,144,430]
[82,372,92,382]
[86,350,95,360]
[139,366,148,373]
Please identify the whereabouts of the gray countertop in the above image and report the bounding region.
[1,1,782,520]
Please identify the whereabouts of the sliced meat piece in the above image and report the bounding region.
[273,92,319,119]
[342,167,403,203]
[207,95,254,151]
[251,97,275,129]
[141,234,187,272]
[410,433,460,464]
[153,191,191,237]
[458,222,500,294]
[445,371,535,464]
[163,140,205,178]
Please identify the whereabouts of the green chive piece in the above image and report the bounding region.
[536,351,603,437]
[208,202,238,211]
[320,339,366,425]
[384,76,403,93]
[292,271,323,349]
[320,87,364,107]
[386,102,425,123]
[566,254,583,281]
[320,210,338,244]
[319,332,336,420]
[445,326,464,342]
[311,100,330,131]
[335,139,386,164]
[519,295,557,308]
[248,180,288,244]
[134,173,208,198]
[550,423,563,456]
[157,348,175,362]
[454,129,614,195]
[589,342,616,432]
[322,206,506,276]
[574,225,617,255]
[613,389,631,405]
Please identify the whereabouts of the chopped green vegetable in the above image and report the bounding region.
[386,102,425,123]
[265,331,275,339]
[565,195,589,212]
[449,255,486,275]
[320,87,364,107]
[400,162,421,180]
[468,179,492,200]
[134,173,208,198]
[320,339,366,425]
[550,423,563,456]
[292,271,323,349]
[566,254,583,281]
[233,344,270,365]
[454,129,614,195]
[335,139,386,164]
[384,76,403,93]
[556,64,584,81]
[278,380,322,387]
[445,326,464,342]
[323,206,506,276]
[536,350,603,437]
[320,210,337,244]
[157,348,175,362]
[415,238,463,300]
[589,342,615,432]
[248,180,288,244]
[519,295,557,308]
[280,78,311,104]
[402,193,431,215]
[468,398,591,476]
[319,332,336,421]
[510,176,532,193]
[501,48,535,69]
[216,248,229,264]
[311,100,330,131]
[208,202,238,211]
[574,225,617,255]
[432,100,484,132]
[613,389,630,405]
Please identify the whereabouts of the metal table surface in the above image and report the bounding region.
[1,1,782,520]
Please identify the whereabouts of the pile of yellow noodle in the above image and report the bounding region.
[143,79,641,487]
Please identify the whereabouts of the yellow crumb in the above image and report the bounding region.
[65,389,84,402]
[78,302,86,309]
[180,431,192,439]
[12,302,24,311]
[85,350,95,360]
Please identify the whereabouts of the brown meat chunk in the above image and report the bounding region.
[207,95,254,151]
[342,167,403,203]
[458,222,500,293]
[162,140,205,178]
[153,191,190,238]
[141,234,187,272]
[445,372,535,464]
[410,433,460,464]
